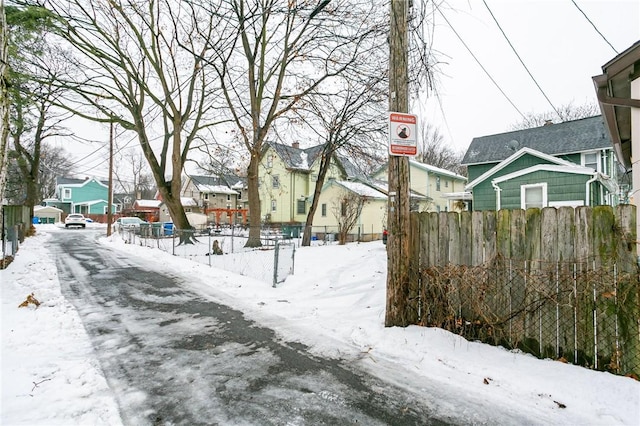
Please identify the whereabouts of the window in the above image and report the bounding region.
[227,194,231,201]
[267,155,273,168]
[271,199,277,212]
[436,177,441,191]
[521,183,547,209]
[321,203,327,217]
[297,200,306,214]
[63,188,71,199]
[445,180,449,188]
[582,152,599,172]
[272,175,280,189]
[202,193,209,200]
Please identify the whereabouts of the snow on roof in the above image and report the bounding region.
[297,152,309,170]
[135,199,161,208]
[181,197,198,207]
[335,180,387,199]
[196,184,238,195]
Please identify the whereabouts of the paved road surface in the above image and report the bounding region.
[52,230,454,425]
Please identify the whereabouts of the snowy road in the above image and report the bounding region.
[51,230,450,425]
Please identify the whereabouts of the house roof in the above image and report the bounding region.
[188,175,241,195]
[329,180,388,199]
[461,115,612,166]
[57,177,109,187]
[134,199,161,208]
[267,142,324,172]
[465,147,581,190]
[593,40,640,169]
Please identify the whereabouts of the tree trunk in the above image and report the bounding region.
[245,152,262,247]
[302,147,332,246]
[0,0,9,215]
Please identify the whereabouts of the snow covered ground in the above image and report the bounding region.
[2,223,639,425]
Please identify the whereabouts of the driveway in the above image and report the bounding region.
[52,230,452,425]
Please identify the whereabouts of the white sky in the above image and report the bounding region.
[419,0,640,153]
[59,0,640,180]
[2,224,639,424]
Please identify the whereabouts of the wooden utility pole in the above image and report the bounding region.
[385,0,413,327]
[107,122,114,236]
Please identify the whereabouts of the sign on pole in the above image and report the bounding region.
[389,112,417,156]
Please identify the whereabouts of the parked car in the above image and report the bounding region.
[65,213,86,229]
[114,217,149,233]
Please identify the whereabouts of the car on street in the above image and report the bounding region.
[114,216,149,233]
[65,213,87,228]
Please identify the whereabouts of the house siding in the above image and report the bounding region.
[259,145,344,224]
[312,181,386,235]
[497,171,590,210]
[372,161,467,212]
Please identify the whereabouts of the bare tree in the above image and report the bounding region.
[509,101,600,130]
[41,0,224,243]
[5,3,72,220]
[203,0,382,247]
[331,190,366,245]
[0,0,10,212]
[296,66,388,246]
[113,149,154,199]
[417,122,466,176]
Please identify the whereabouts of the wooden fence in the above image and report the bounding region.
[412,205,639,377]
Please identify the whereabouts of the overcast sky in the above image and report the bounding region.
[418,0,640,153]
[63,0,639,181]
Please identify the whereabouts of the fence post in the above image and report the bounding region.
[273,240,280,288]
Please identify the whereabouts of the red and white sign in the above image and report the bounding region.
[389,112,417,156]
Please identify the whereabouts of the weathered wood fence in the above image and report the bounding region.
[412,205,640,377]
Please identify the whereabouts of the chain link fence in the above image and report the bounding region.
[419,256,640,377]
[116,225,295,286]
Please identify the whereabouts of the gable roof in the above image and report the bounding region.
[266,142,324,171]
[56,177,109,187]
[465,147,592,190]
[187,175,240,195]
[461,115,612,166]
[325,179,388,199]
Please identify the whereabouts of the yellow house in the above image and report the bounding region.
[371,160,468,212]
[312,179,388,242]
[259,142,353,224]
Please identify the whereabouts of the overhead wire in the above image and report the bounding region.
[482,0,563,120]
[433,3,527,120]
[570,0,619,54]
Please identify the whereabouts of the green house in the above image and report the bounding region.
[462,116,619,211]
[45,177,116,214]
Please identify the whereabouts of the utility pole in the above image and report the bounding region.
[107,122,114,236]
[385,0,413,327]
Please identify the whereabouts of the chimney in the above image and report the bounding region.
[292,141,300,149]
[543,120,553,126]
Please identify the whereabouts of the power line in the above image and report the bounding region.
[570,0,618,54]
[434,3,527,120]
[482,0,563,120]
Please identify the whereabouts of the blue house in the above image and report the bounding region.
[44,177,117,215]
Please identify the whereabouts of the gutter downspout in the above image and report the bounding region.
[585,174,598,206]
[492,181,502,210]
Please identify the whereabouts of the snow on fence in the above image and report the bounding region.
[412,205,640,378]
[117,226,295,286]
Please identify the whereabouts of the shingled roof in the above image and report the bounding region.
[461,115,612,166]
